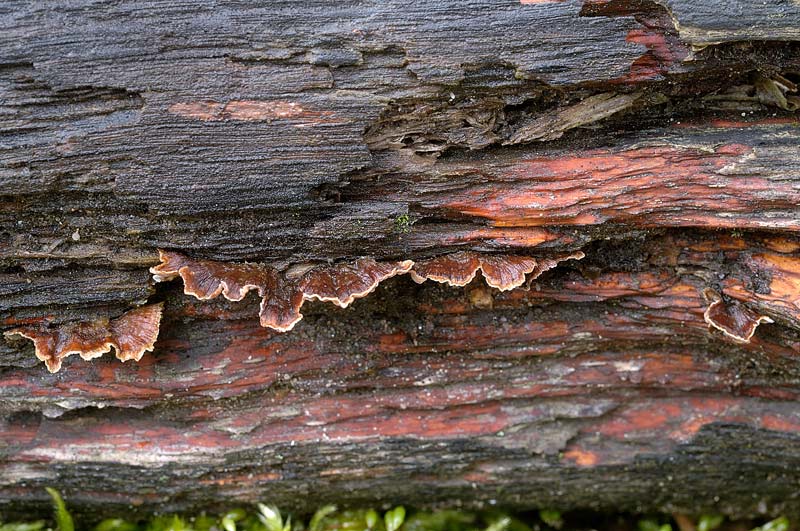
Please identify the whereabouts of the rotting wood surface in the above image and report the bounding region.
[2,0,800,520]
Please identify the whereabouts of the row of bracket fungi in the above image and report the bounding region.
[149,250,587,332]
[4,249,774,373]
[3,250,582,372]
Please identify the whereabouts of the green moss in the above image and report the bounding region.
[0,490,793,531]
[394,214,412,234]
[538,511,562,530]
[751,517,789,531]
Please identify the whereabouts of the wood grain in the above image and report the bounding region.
[2,0,800,520]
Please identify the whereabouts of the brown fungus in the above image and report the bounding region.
[151,251,412,332]
[151,250,584,332]
[150,251,279,301]
[410,251,584,291]
[409,252,483,287]
[260,259,412,331]
[702,288,774,343]
[298,258,414,307]
[151,251,303,332]
[4,303,164,373]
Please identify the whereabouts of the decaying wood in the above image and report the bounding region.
[505,92,645,144]
[1,0,800,521]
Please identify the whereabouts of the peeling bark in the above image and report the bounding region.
[2,0,800,521]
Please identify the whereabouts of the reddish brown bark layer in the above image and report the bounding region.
[438,144,796,230]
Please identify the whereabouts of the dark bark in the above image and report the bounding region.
[2,0,800,521]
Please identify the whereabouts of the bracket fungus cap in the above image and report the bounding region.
[151,251,414,332]
[299,258,415,307]
[410,251,584,292]
[4,303,164,373]
[702,288,773,343]
[151,250,584,333]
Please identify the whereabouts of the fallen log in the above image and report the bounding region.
[1,0,800,521]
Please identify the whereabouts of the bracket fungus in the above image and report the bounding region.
[409,250,585,291]
[151,249,584,332]
[3,303,164,373]
[702,288,773,343]
[298,258,415,307]
[151,251,413,332]
[410,252,537,290]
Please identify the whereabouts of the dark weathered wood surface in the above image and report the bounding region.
[2,0,800,520]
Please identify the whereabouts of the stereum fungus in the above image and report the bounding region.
[409,251,585,291]
[150,251,414,332]
[702,288,774,343]
[4,303,164,373]
[150,250,586,331]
